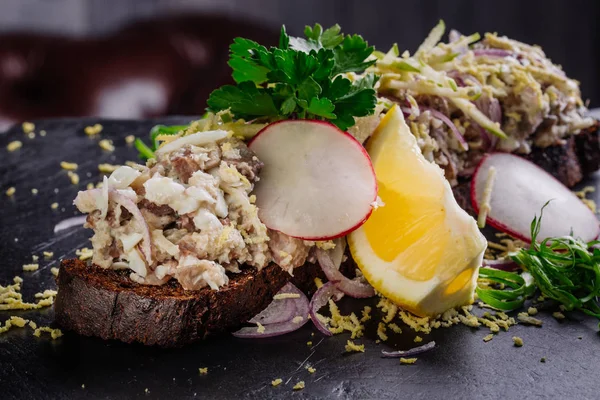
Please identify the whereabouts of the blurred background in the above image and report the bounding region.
[0,0,598,131]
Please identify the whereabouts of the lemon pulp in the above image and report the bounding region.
[349,105,487,316]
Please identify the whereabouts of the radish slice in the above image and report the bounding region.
[248,283,302,325]
[471,153,600,242]
[316,248,375,298]
[308,281,342,336]
[248,120,377,240]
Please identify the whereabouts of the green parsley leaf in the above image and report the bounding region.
[332,34,376,74]
[228,38,270,84]
[304,23,344,49]
[307,98,336,119]
[207,82,278,119]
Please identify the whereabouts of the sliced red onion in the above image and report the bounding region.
[381,341,436,358]
[248,282,301,325]
[330,238,347,271]
[421,107,469,151]
[109,190,153,265]
[473,49,513,58]
[316,249,375,298]
[482,258,521,272]
[53,215,88,233]
[308,281,342,336]
[233,283,310,338]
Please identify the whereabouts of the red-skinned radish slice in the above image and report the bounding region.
[308,281,342,336]
[316,248,375,298]
[248,120,378,240]
[471,153,600,243]
[248,283,303,325]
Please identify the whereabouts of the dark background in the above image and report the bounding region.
[0,0,598,130]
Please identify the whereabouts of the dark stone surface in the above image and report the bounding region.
[1,118,600,399]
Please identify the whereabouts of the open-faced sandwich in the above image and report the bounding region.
[54,22,600,347]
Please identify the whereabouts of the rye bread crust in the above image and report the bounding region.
[55,258,353,347]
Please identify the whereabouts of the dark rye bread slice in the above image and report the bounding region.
[453,124,600,216]
[54,258,350,347]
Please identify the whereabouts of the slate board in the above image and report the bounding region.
[1,118,600,400]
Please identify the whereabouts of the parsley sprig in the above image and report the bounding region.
[207,23,379,131]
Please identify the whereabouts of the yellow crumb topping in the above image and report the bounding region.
[314,277,324,289]
[271,378,283,387]
[292,381,305,391]
[360,306,372,323]
[7,141,22,152]
[32,255,39,262]
[345,339,365,353]
[33,326,63,339]
[517,312,543,326]
[43,251,54,259]
[28,321,37,329]
[125,135,135,144]
[85,124,103,136]
[6,187,16,197]
[552,311,565,320]
[98,163,120,173]
[377,322,388,342]
[99,139,115,152]
[86,183,94,190]
[388,323,403,334]
[315,240,336,250]
[257,322,265,333]
[399,357,417,365]
[68,171,80,185]
[76,248,94,261]
[273,293,301,300]
[414,336,423,343]
[50,267,59,277]
[527,307,538,316]
[60,161,78,170]
[27,132,35,139]
[198,368,208,375]
[307,341,312,346]
[22,264,39,272]
[512,336,523,347]
[307,366,316,374]
[483,334,494,342]
[31,188,38,195]
[40,130,47,137]
[292,316,304,324]
[51,202,59,210]
[22,122,35,134]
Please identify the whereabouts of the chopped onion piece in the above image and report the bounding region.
[109,190,153,265]
[482,258,520,272]
[381,341,436,358]
[316,249,375,298]
[473,49,513,58]
[248,283,302,325]
[309,281,342,336]
[421,107,468,151]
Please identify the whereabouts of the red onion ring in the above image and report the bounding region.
[420,107,469,151]
[109,190,153,265]
[308,281,342,336]
[482,258,521,272]
[381,341,436,358]
[316,249,375,298]
[232,283,310,338]
[473,49,513,58]
[248,283,301,325]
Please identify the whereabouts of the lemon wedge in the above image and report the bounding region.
[348,105,487,316]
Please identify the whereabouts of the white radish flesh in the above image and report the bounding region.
[248,120,377,240]
[471,153,599,242]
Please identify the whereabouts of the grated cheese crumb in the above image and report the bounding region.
[28,321,37,329]
[7,141,22,152]
[198,368,208,375]
[32,255,39,262]
[22,264,39,272]
[99,139,115,152]
[271,378,282,387]
[512,336,523,347]
[518,312,543,326]
[84,124,103,136]
[51,202,59,210]
[35,290,57,299]
[43,251,54,259]
[22,122,35,134]
[31,188,38,195]
[314,277,324,289]
[399,357,417,365]
[360,306,372,323]
[483,334,494,342]
[86,183,94,190]
[345,340,365,353]
[98,163,120,173]
[307,341,312,346]
[377,322,388,341]
[68,171,80,185]
[388,322,402,334]
[552,311,565,320]
[76,248,94,261]
[306,366,316,374]
[256,322,265,334]
[27,132,36,139]
[292,381,305,391]
[6,187,16,197]
[477,166,497,228]
[40,130,47,137]
[292,316,304,324]
[273,293,301,300]
[315,240,336,250]
[50,267,59,277]
[414,335,423,343]
[125,135,135,144]
[527,307,538,316]
[33,326,63,340]
[60,161,78,170]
